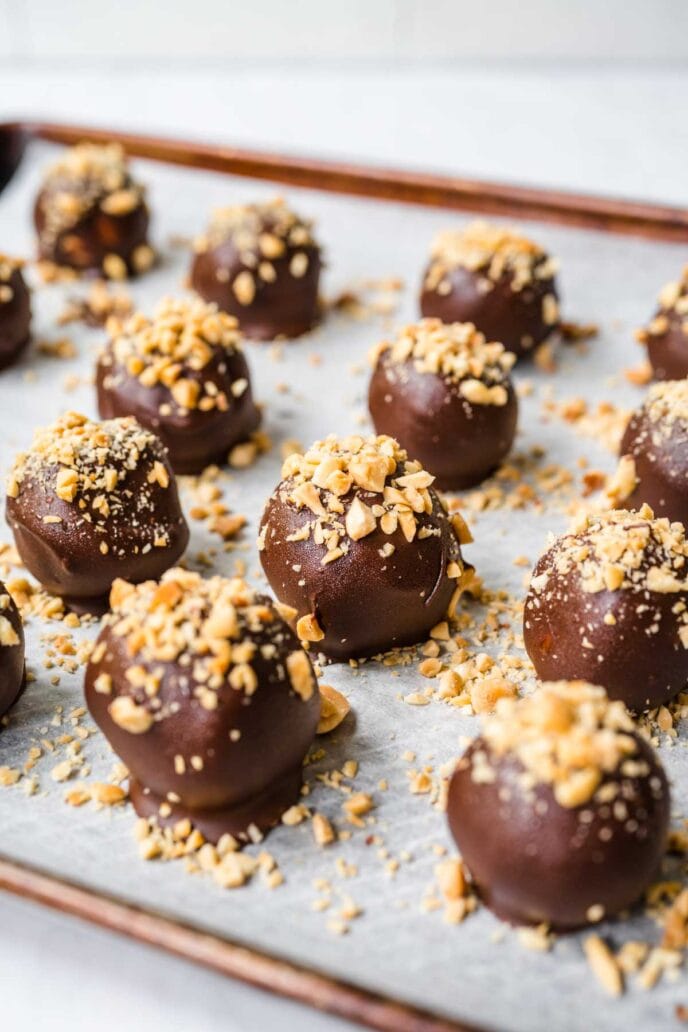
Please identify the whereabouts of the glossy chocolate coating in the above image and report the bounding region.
[96,342,260,476]
[421,265,558,360]
[647,324,688,380]
[639,272,688,379]
[447,735,669,929]
[85,588,319,842]
[0,583,25,719]
[0,265,31,371]
[190,205,322,340]
[641,299,688,380]
[260,476,463,662]
[33,144,152,278]
[34,188,150,278]
[6,423,189,615]
[523,520,688,712]
[619,392,688,524]
[368,351,518,490]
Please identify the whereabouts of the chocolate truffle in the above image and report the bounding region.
[96,297,261,475]
[524,507,688,712]
[420,221,560,360]
[368,319,517,490]
[447,680,670,929]
[259,434,470,661]
[190,198,321,340]
[85,569,320,841]
[0,256,31,371]
[637,266,688,380]
[0,584,25,719]
[6,412,188,615]
[609,380,688,524]
[34,143,154,279]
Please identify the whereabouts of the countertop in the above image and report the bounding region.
[0,60,687,1032]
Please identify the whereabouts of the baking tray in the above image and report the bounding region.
[0,122,686,1032]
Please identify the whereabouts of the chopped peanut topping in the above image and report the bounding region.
[0,255,24,293]
[604,455,637,507]
[528,508,688,658]
[7,412,175,554]
[286,649,316,701]
[478,680,643,809]
[101,297,246,415]
[371,318,514,403]
[435,858,468,902]
[584,935,624,997]
[296,613,325,643]
[636,265,688,345]
[342,792,374,823]
[272,433,466,574]
[109,696,153,734]
[0,612,19,648]
[312,813,336,846]
[93,569,315,733]
[193,198,318,304]
[317,684,350,733]
[38,143,146,252]
[424,221,558,302]
[345,496,377,540]
[641,379,688,435]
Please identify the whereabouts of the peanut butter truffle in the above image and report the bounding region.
[6,412,188,614]
[190,198,322,340]
[259,434,470,661]
[0,584,25,719]
[96,298,260,475]
[420,222,560,360]
[34,143,154,279]
[609,380,688,524]
[524,507,688,712]
[0,256,31,371]
[447,681,670,929]
[637,267,688,380]
[368,319,517,490]
[85,569,320,841]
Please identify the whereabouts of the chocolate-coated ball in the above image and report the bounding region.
[612,380,688,524]
[0,256,30,371]
[259,434,469,661]
[368,319,517,490]
[420,222,559,360]
[85,569,320,842]
[0,583,24,718]
[637,267,688,380]
[190,199,321,340]
[524,507,688,712]
[97,297,260,475]
[34,143,154,279]
[447,681,670,929]
[6,412,188,615]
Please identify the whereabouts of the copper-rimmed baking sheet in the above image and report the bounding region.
[0,130,686,1032]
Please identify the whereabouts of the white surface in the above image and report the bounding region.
[0,57,686,1032]
[3,142,686,1032]
[0,892,355,1032]
[2,64,688,206]
[2,0,688,60]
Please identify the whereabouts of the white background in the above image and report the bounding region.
[1,0,688,61]
[1,3,688,1031]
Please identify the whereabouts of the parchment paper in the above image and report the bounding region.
[0,141,685,1032]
